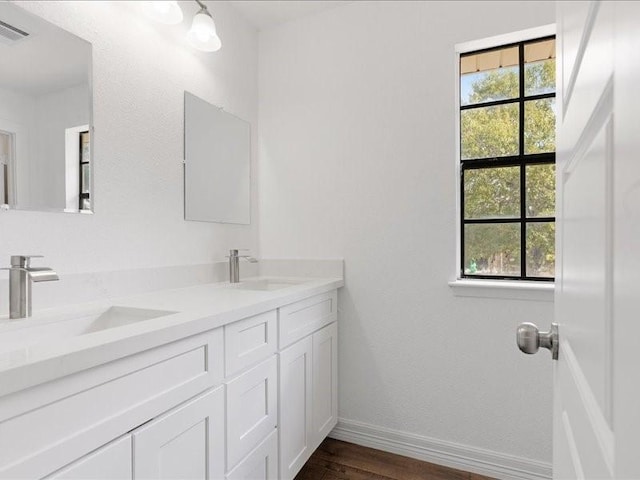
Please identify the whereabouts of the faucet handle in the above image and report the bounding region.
[11,255,44,268]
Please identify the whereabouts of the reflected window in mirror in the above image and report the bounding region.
[0,3,93,214]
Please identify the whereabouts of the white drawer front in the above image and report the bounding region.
[226,356,278,471]
[279,290,337,349]
[225,310,277,378]
[0,328,224,480]
[226,430,278,480]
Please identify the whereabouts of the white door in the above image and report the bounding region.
[133,387,225,480]
[526,1,640,478]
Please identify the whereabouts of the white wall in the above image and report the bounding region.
[259,0,555,468]
[0,1,259,315]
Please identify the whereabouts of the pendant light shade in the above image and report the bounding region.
[146,1,183,25]
[187,8,222,52]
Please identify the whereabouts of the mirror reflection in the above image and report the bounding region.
[0,3,92,213]
[184,92,250,224]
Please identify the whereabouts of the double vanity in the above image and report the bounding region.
[0,275,342,480]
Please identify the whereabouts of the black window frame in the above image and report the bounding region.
[459,36,556,282]
[78,130,90,211]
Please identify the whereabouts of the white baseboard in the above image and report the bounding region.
[329,418,552,480]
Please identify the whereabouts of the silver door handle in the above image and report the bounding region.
[516,322,559,360]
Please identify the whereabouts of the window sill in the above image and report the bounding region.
[448,279,554,302]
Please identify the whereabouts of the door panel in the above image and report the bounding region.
[278,336,313,480]
[561,114,613,422]
[312,322,338,448]
[226,356,278,471]
[133,387,225,480]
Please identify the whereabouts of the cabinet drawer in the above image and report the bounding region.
[0,328,224,479]
[279,290,337,348]
[226,430,278,480]
[225,310,277,377]
[226,356,278,471]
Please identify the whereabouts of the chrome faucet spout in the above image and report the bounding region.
[227,249,258,283]
[28,267,59,283]
[2,255,58,319]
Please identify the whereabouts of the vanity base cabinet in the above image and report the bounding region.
[46,436,132,480]
[0,288,339,480]
[133,386,225,480]
[278,321,338,480]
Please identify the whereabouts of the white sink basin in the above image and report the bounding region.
[235,278,310,291]
[0,306,177,353]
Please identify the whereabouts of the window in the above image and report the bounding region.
[78,130,91,211]
[459,36,556,281]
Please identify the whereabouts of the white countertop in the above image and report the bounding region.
[0,276,343,397]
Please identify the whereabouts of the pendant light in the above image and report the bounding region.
[186,0,222,52]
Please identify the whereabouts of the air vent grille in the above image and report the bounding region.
[0,19,29,44]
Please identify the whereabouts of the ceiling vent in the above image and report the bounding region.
[0,19,29,45]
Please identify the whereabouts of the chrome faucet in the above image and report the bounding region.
[228,249,258,284]
[2,255,58,319]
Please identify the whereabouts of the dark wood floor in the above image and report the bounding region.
[294,439,495,480]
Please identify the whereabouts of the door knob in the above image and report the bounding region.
[516,322,558,360]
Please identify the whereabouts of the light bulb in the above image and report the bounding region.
[146,1,183,25]
[187,10,222,52]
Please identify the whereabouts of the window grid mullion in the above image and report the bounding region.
[460,92,555,111]
[519,43,527,278]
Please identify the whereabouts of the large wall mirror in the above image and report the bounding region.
[184,92,250,224]
[0,3,92,214]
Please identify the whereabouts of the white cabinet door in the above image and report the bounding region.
[46,436,132,480]
[226,356,278,471]
[312,322,338,449]
[133,387,225,480]
[278,336,313,480]
[226,430,278,480]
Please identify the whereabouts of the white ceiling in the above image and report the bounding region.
[228,1,349,30]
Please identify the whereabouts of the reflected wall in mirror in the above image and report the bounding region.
[184,92,250,224]
[0,3,92,214]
